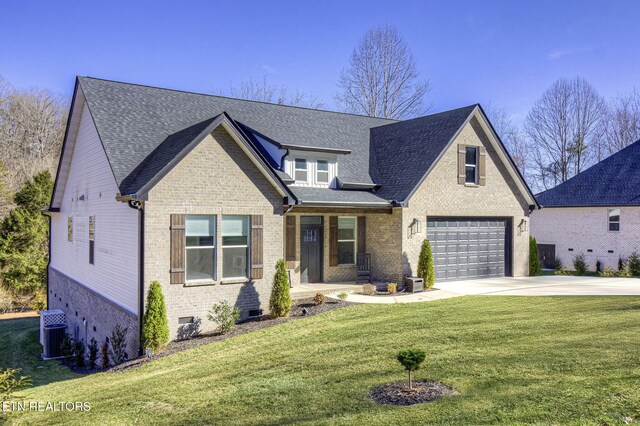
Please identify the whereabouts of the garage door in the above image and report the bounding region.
[427,218,509,281]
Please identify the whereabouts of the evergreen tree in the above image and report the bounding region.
[529,236,542,276]
[417,239,436,288]
[141,281,169,354]
[0,171,52,296]
[269,259,291,318]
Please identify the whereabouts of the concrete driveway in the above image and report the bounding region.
[437,275,640,296]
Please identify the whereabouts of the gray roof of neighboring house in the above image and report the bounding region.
[536,139,640,207]
[74,77,511,207]
[370,105,478,201]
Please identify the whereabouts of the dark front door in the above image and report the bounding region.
[538,244,556,269]
[300,216,323,283]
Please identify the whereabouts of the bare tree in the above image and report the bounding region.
[524,77,606,190]
[485,105,529,178]
[603,90,640,156]
[218,76,324,109]
[0,80,68,199]
[336,25,430,119]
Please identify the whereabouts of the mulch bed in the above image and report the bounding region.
[108,298,354,372]
[369,381,457,406]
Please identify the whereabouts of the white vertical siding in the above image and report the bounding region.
[284,150,338,188]
[50,103,139,315]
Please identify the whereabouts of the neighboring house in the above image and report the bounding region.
[531,139,640,271]
[46,77,536,357]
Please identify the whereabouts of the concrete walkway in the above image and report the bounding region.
[330,275,640,304]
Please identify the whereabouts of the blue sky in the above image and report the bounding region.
[1,0,639,122]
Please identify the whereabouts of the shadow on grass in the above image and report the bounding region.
[0,317,81,388]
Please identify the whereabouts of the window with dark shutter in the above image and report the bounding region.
[478,146,487,186]
[329,216,338,266]
[457,144,466,184]
[251,215,263,279]
[170,214,186,284]
[285,216,296,269]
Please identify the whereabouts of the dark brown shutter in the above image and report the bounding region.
[285,215,296,269]
[478,146,487,186]
[329,216,338,266]
[170,214,186,284]
[357,216,366,254]
[457,144,466,184]
[251,215,263,279]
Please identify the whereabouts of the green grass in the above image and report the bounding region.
[6,297,640,425]
[0,317,79,386]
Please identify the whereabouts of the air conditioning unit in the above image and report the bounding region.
[404,276,424,293]
[40,310,66,360]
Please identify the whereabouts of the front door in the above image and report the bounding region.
[300,216,323,283]
[537,244,556,269]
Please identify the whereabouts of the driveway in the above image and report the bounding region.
[437,275,640,296]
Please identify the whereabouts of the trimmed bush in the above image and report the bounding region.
[60,333,73,359]
[109,325,129,366]
[141,280,169,354]
[554,257,563,271]
[73,340,85,369]
[619,257,626,272]
[573,254,587,275]
[396,349,426,390]
[314,293,326,305]
[269,259,291,318]
[600,267,617,277]
[529,237,541,276]
[207,301,240,334]
[417,240,436,288]
[387,283,397,294]
[87,338,98,370]
[362,283,376,295]
[628,252,640,276]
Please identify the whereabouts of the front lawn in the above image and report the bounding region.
[7,297,640,425]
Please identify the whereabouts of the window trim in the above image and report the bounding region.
[608,208,621,232]
[316,160,329,184]
[465,146,478,185]
[294,158,308,183]
[221,215,250,280]
[185,215,217,283]
[337,216,357,266]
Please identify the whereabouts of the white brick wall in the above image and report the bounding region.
[530,206,640,270]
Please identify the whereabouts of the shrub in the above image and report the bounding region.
[100,339,110,370]
[554,257,563,271]
[529,237,541,276]
[0,368,32,401]
[417,239,436,288]
[314,293,326,305]
[628,252,640,276]
[269,259,291,318]
[60,333,73,359]
[73,339,85,369]
[141,281,169,354]
[387,283,397,294]
[554,265,571,276]
[396,349,426,390]
[362,283,376,295]
[31,290,46,312]
[87,338,98,369]
[600,267,617,277]
[207,301,240,334]
[109,325,129,366]
[337,292,348,300]
[619,256,626,272]
[573,254,587,275]
[595,260,603,273]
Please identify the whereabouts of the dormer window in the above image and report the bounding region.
[294,159,308,183]
[317,160,329,184]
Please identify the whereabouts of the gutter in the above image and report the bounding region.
[123,196,145,356]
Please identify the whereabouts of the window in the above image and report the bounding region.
[608,209,620,232]
[89,216,95,265]
[316,160,329,183]
[294,158,308,183]
[337,217,356,265]
[186,216,216,281]
[222,216,249,279]
[68,217,73,242]
[465,146,478,184]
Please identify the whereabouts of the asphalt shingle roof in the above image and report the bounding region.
[369,105,477,201]
[289,186,390,205]
[536,139,640,207]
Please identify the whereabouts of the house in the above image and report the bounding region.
[531,139,640,271]
[46,77,536,356]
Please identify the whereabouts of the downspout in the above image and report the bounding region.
[41,209,52,310]
[127,199,145,356]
